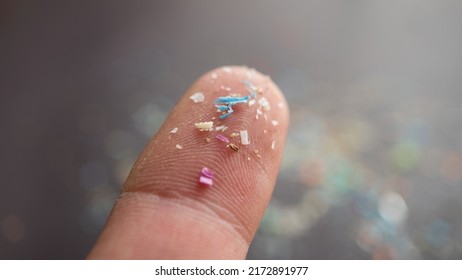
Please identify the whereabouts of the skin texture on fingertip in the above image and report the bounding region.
[88,66,289,259]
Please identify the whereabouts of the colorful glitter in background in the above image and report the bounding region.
[1,1,462,259]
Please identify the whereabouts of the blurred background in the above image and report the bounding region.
[1,0,462,259]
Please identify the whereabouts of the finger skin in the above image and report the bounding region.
[88,66,289,259]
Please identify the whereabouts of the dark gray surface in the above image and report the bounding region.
[1,0,462,259]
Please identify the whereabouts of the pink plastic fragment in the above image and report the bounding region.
[201,167,214,178]
[199,167,214,187]
[215,134,229,143]
[199,176,213,187]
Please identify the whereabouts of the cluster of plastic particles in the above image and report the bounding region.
[168,67,279,187]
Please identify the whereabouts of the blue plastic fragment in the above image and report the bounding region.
[216,105,228,112]
[214,95,250,104]
[244,80,257,98]
[214,95,251,119]
[219,111,233,119]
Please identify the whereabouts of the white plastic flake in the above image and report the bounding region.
[195,122,214,131]
[258,97,271,111]
[222,67,232,73]
[190,92,205,103]
[240,130,250,145]
[215,125,228,132]
[170,127,178,133]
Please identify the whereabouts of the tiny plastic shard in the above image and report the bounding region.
[216,134,229,143]
[258,97,271,111]
[201,167,214,178]
[176,144,183,149]
[214,95,251,119]
[195,121,214,131]
[199,167,214,187]
[272,120,279,126]
[271,140,276,150]
[215,125,228,132]
[199,176,213,186]
[170,127,178,133]
[256,107,262,119]
[246,68,256,79]
[229,132,239,138]
[205,138,211,143]
[215,95,251,104]
[244,80,258,98]
[190,92,205,103]
[222,66,232,73]
[228,143,239,152]
[248,99,256,107]
[240,130,250,145]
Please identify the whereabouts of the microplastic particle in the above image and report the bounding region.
[248,99,256,107]
[214,95,251,119]
[222,67,232,73]
[271,140,276,150]
[190,92,205,103]
[201,167,214,178]
[258,97,271,111]
[228,143,239,151]
[229,133,239,137]
[244,80,257,98]
[255,97,271,120]
[215,125,228,132]
[219,111,232,119]
[215,96,251,104]
[216,105,228,112]
[199,167,214,187]
[176,144,183,149]
[272,120,279,126]
[256,108,262,119]
[240,130,250,145]
[170,127,178,133]
[199,176,213,186]
[216,134,229,143]
[205,138,211,143]
[246,68,256,79]
[195,122,214,131]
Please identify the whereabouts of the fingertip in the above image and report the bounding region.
[90,65,290,259]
